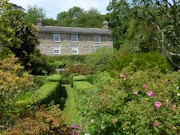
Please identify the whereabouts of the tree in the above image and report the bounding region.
[131,0,180,68]
[25,5,46,24]
[107,0,132,49]
[74,7,104,28]
[57,6,83,26]
[0,0,51,74]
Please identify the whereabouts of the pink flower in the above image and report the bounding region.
[124,78,126,81]
[147,91,153,97]
[155,101,162,108]
[154,123,158,127]
[112,119,115,123]
[173,104,176,109]
[134,91,138,95]
[120,73,124,78]
[143,84,147,89]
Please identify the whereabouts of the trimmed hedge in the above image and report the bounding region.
[46,74,62,83]
[16,82,60,106]
[36,75,49,86]
[70,73,80,87]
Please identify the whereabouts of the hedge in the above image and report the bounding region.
[46,74,62,83]
[16,82,60,106]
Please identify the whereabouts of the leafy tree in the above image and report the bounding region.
[57,6,83,26]
[25,4,46,24]
[107,0,132,49]
[74,7,104,28]
[131,0,180,68]
[0,0,51,74]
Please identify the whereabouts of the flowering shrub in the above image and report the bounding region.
[0,54,35,126]
[78,70,180,134]
[4,105,72,135]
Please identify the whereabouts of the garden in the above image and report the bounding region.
[0,1,179,134]
[0,47,179,135]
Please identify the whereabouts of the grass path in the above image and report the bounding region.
[61,84,82,125]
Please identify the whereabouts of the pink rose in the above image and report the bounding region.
[143,84,147,89]
[134,91,138,95]
[112,119,115,123]
[147,91,153,97]
[154,123,158,127]
[120,73,124,78]
[155,101,162,108]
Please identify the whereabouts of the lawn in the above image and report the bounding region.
[61,84,82,125]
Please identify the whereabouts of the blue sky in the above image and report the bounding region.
[8,0,111,19]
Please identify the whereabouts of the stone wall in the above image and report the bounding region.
[37,33,113,56]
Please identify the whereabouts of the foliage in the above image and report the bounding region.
[0,54,35,126]
[0,1,51,75]
[16,82,60,106]
[107,0,132,49]
[122,19,160,53]
[4,104,72,135]
[65,64,92,75]
[79,70,180,134]
[111,52,172,74]
[56,6,104,28]
[85,47,117,73]
[46,74,62,83]
[25,4,46,25]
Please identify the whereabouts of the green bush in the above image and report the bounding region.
[85,75,98,84]
[46,74,62,83]
[70,73,80,87]
[35,75,49,86]
[111,52,172,73]
[79,70,180,134]
[85,47,117,73]
[16,82,60,106]
[73,76,87,87]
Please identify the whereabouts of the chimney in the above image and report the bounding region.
[102,20,108,29]
[36,18,42,26]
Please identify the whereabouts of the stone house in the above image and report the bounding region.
[36,19,113,55]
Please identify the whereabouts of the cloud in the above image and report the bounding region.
[8,0,110,19]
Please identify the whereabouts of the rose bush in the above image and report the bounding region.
[78,70,179,134]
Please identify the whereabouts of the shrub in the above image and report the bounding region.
[111,52,172,73]
[73,76,87,86]
[79,70,180,134]
[46,74,62,83]
[70,73,80,87]
[65,64,92,75]
[85,47,117,73]
[4,104,72,135]
[35,75,49,86]
[16,82,60,106]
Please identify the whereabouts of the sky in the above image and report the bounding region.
[8,0,111,19]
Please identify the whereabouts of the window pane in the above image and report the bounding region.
[94,35,101,43]
[71,34,78,42]
[71,46,78,54]
[54,34,60,42]
[53,46,60,54]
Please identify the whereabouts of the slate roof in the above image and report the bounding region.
[37,26,111,35]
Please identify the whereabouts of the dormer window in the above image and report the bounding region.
[94,35,101,43]
[71,34,78,43]
[53,34,60,42]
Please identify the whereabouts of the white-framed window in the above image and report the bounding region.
[53,34,60,42]
[71,34,78,43]
[53,46,60,54]
[94,35,101,43]
[71,46,78,54]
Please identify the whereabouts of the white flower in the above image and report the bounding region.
[91,119,94,123]
[177,93,180,96]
